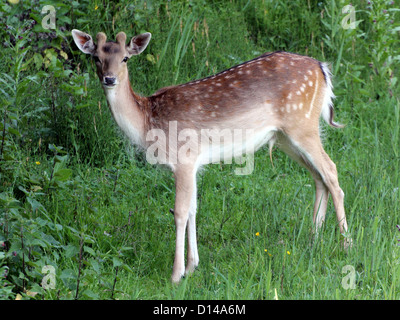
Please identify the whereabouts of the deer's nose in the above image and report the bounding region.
[104,76,116,86]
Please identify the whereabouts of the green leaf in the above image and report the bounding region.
[26,197,47,214]
[82,289,99,300]
[0,192,21,208]
[84,246,96,257]
[54,154,68,163]
[49,144,66,154]
[75,103,91,110]
[6,127,20,137]
[112,257,123,268]
[89,259,101,274]
[60,269,77,290]
[122,264,134,273]
[64,244,79,259]
[53,169,72,181]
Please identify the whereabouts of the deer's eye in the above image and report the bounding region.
[122,56,129,63]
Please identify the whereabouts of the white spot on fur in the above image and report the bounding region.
[305,68,319,118]
[264,103,273,110]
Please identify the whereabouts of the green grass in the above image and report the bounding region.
[30,96,400,300]
[1,0,399,300]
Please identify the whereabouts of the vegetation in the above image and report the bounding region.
[0,0,399,300]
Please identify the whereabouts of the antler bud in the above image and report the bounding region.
[96,32,107,46]
[116,32,127,45]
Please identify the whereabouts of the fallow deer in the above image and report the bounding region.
[72,29,351,283]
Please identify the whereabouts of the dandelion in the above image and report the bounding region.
[35,161,40,165]
[255,232,260,236]
[264,249,272,257]
[286,251,291,255]
[95,5,98,10]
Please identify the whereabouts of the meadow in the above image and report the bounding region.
[0,0,399,300]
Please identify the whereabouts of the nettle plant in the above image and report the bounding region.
[0,12,92,299]
[365,0,400,94]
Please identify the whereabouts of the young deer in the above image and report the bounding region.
[72,29,350,283]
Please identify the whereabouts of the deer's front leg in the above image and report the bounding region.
[185,180,199,275]
[171,167,195,283]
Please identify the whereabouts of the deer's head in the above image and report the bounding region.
[72,29,151,89]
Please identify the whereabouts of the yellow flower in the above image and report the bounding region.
[264,249,271,256]
[95,5,98,10]
[255,232,260,236]
[286,251,291,255]
[35,161,40,165]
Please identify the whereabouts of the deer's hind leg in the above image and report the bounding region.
[276,131,348,236]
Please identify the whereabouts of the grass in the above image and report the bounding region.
[1,0,399,300]
[33,96,400,300]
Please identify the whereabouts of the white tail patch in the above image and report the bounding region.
[319,62,343,128]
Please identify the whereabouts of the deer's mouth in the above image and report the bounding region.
[102,82,117,88]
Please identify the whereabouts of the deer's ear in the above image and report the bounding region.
[127,32,151,57]
[72,29,96,55]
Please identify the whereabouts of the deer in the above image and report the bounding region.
[71,29,351,283]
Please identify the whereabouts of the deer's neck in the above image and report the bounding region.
[103,78,148,148]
